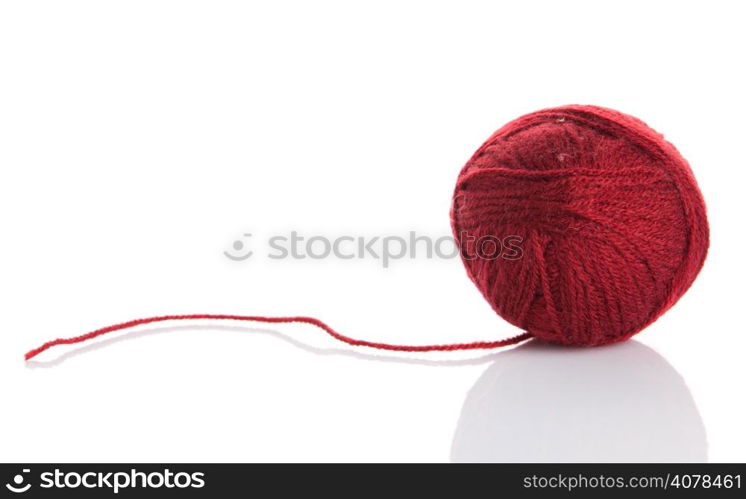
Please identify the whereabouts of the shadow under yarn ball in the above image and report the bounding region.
[451,105,709,346]
[450,340,706,462]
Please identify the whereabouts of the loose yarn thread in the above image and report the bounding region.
[24,315,531,361]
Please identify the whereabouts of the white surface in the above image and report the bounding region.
[0,1,744,462]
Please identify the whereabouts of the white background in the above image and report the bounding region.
[1,1,744,462]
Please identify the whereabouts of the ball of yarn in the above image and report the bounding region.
[451,105,709,346]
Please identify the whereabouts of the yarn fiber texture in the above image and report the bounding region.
[451,105,709,346]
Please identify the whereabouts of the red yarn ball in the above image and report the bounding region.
[451,105,709,346]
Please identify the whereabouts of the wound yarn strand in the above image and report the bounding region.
[450,105,708,347]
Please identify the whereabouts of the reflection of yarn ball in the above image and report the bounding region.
[451,105,709,346]
[451,341,707,462]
